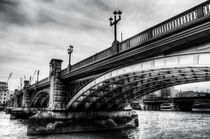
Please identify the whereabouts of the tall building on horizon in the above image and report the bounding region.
[0,81,8,92]
[0,82,9,105]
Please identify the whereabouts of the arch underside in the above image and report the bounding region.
[30,90,49,108]
[68,66,210,111]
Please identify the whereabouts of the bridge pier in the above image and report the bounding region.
[9,81,34,119]
[9,107,36,119]
[13,89,19,107]
[23,80,31,107]
[27,110,138,135]
[48,59,66,111]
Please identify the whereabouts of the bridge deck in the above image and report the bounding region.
[61,0,210,80]
[30,0,210,89]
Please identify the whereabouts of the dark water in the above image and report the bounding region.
[1,111,210,139]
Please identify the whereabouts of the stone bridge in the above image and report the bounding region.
[6,0,210,135]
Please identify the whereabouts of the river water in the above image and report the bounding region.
[1,111,210,139]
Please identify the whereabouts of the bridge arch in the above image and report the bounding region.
[66,52,210,111]
[30,89,49,107]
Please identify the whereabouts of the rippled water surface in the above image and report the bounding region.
[1,111,210,139]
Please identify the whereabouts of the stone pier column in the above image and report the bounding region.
[13,89,19,107]
[48,59,66,111]
[23,80,30,107]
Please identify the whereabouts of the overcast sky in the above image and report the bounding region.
[0,0,209,91]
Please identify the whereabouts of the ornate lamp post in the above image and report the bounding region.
[68,45,73,70]
[109,10,122,41]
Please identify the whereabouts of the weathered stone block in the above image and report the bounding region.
[54,96,65,101]
[54,90,66,96]
[54,86,65,90]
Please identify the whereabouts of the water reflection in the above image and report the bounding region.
[126,111,210,139]
[30,131,125,139]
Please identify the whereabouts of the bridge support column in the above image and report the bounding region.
[10,86,35,119]
[48,59,66,111]
[13,89,19,107]
[23,80,31,107]
[9,89,19,119]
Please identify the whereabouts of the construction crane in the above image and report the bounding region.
[20,77,22,90]
[2,73,12,92]
[36,70,39,84]
[30,70,40,85]
[7,73,12,83]
[30,70,37,84]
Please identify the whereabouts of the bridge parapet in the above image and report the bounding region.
[119,1,210,51]
[28,77,49,91]
[22,80,30,107]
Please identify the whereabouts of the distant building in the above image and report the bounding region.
[9,91,14,99]
[160,87,174,98]
[0,82,8,92]
[179,91,210,97]
[170,88,179,97]
[179,91,197,97]
[154,90,161,97]
[145,87,179,99]
[0,91,10,105]
[0,82,9,106]
[146,92,157,98]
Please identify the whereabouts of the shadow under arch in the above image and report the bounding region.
[68,66,210,111]
[66,52,210,111]
[30,89,49,108]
